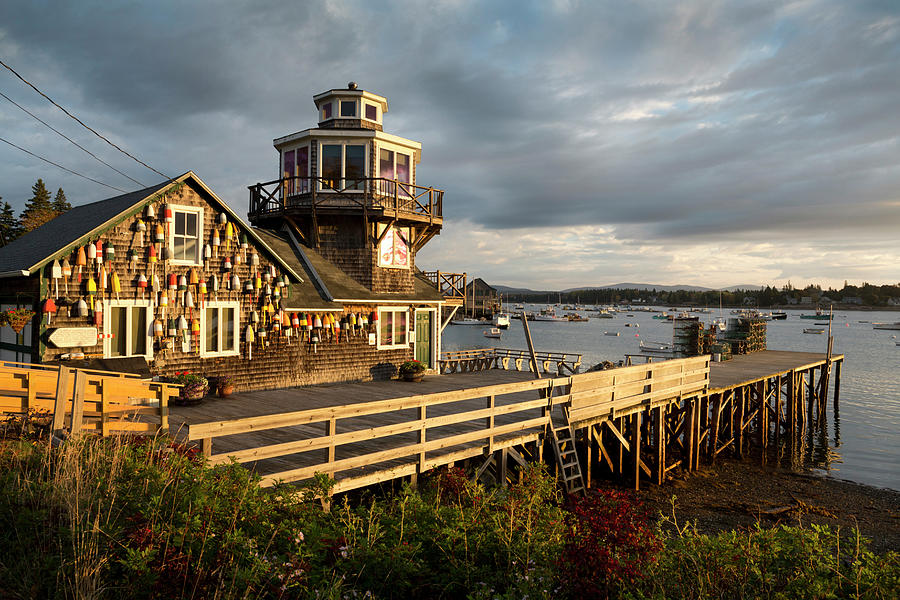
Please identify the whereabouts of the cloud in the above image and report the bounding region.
[0,0,898,287]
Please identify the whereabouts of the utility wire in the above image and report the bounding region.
[0,89,145,187]
[0,58,171,181]
[0,136,128,193]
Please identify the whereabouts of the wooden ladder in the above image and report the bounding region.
[550,410,585,496]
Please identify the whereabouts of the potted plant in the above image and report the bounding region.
[217,375,235,398]
[398,360,426,382]
[171,371,209,405]
[0,307,36,334]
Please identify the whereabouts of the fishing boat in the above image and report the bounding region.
[803,328,825,334]
[800,309,832,320]
[492,313,510,329]
[873,322,900,330]
[483,327,502,339]
[652,313,670,320]
[451,317,483,325]
[566,313,589,322]
[604,331,620,336]
[770,312,787,320]
[640,340,673,354]
[533,307,567,322]
[514,304,524,310]
[624,322,640,328]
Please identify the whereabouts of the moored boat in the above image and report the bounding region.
[483,327,502,339]
[451,317,484,325]
[492,313,510,329]
[873,322,900,330]
[803,328,825,334]
[640,340,673,354]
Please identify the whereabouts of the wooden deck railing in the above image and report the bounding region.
[439,348,583,375]
[422,270,466,302]
[0,361,177,436]
[186,356,710,492]
[249,176,443,223]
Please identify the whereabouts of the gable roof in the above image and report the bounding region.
[0,172,304,285]
[250,228,342,310]
[255,226,443,304]
[0,180,171,276]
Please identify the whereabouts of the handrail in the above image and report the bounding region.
[422,270,466,300]
[185,356,710,490]
[0,362,177,435]
[439,348,583,375]
[249,176,444,221]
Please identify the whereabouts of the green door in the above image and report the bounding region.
[415,311,433,368]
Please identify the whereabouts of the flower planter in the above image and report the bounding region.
[218,384,235,398]
[401,373,424,383]
[172,385,208,406]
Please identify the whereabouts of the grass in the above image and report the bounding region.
[0,433,896,599]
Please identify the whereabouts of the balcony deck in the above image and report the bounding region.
[249,176,443,226]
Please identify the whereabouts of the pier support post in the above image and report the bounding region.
[655,406,665,485]
[632,412,642,491]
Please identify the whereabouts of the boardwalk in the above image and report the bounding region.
[166,350,840,494]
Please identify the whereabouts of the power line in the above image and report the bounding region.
[0,58,171,181]
[0,136,128,193]
[0,89,145,187]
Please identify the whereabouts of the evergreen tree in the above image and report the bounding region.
[51,187,71,212]
[20,179,55,232]
[0,199,23,246]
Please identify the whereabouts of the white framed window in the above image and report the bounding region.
[377,147,412,197]
[201,301,239,357]
[168,204,204,265]
[340,99,357,117]
[320,142,368,191]
[364,103,378,122]
[282,146,310,195]
[321,101,333,121]
[377,306,409,349]
[104,300,152,360]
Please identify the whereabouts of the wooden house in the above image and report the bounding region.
[0,84,445,391]
[465,278,500,318]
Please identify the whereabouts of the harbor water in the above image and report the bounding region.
[441,306,900,491]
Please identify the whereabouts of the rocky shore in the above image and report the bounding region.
[614,459,900,554]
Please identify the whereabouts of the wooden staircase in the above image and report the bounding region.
[549,410,585,495]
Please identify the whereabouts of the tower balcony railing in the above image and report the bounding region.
[422,270,466,303]
[249,176,443,224]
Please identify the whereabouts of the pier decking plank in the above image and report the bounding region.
[707,350,840,392]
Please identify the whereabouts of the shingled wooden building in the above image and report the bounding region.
[0,84,445,391]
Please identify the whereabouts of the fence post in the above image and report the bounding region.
[51,367,72,434]
[70,371,86,435]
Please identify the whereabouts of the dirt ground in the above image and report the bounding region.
[598,459,900,554]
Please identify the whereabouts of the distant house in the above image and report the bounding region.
[785,296,799,305]
[843,296,863,305]
[800,296,813,304]
[0,84,446,391]
[464,278,499,317]
[887,297,900,306]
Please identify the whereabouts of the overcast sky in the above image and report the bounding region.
[1,0,898,290]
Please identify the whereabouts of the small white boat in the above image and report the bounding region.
[492,313,510,329]
[483,327,502,339]
[451,317,483,326]
[803,328,825,334]
[624,323,639,328]
[604,331,620,336]
[640,340,673,354]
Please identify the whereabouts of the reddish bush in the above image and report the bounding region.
[558,488,661,599]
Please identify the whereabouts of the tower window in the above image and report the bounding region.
[322,102,332,120]
[365,103,377,121]
[340,100,356,117]
[321,143,367,191]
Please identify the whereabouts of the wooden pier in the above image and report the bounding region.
[163,350,842,495]
[0,349,843,497]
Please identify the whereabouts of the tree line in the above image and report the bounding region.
[0,178,71,245]
[505,282,900,308]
